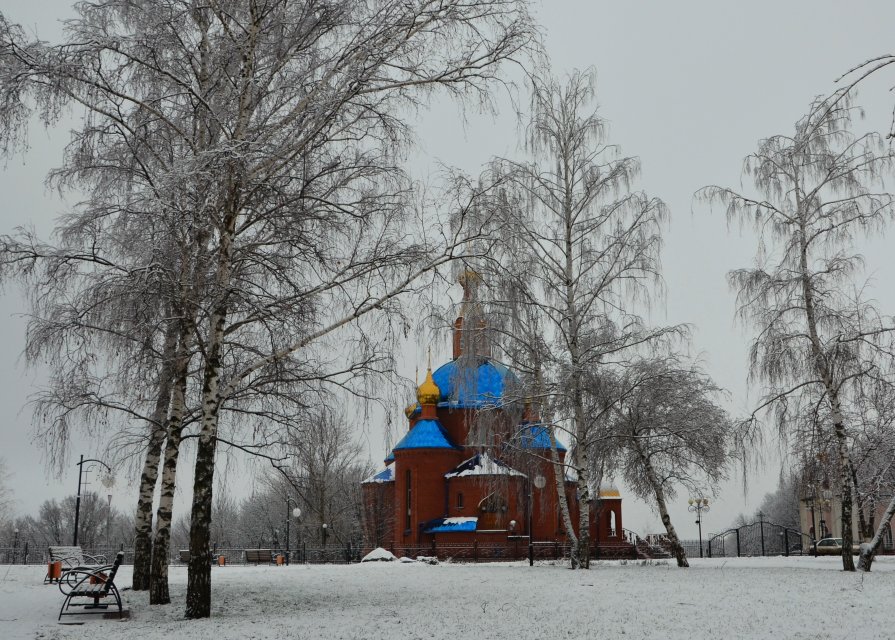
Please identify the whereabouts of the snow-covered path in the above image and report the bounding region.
[2,556,894,639]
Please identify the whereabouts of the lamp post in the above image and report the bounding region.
[818,489,832,539]
[803,486,818,556]
[688,497,711,558]
[285,498,300,566]
[13,528,19,563]
[508,519,518,558]
[72,455,112,546]
[106,494,113,548]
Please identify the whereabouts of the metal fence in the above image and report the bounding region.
[0,545,135,566]
[708,521,809,558]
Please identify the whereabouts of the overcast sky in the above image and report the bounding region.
[2,1,895,540]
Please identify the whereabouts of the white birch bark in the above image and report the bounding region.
[858,495,895,571]
[132,321,178,590]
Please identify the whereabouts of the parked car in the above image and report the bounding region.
[815,537,861,555]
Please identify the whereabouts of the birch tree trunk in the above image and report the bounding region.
[563,172,591,569]
[858,494,895,571]
[548,426,579,566]
[185,206,237,618]
[185,320,225,618]
[799,224,855,571]
[132,322,178,590]
[149,327,192,605]
[633,437,689,567]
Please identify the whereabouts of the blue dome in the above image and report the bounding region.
[516,423,567,452]
[431,358,518,408]
[393,418,457,451]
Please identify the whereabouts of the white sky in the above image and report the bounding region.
[2,0,895,541]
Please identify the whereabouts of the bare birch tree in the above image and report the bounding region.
[604,357,735,568]
[0,0,533,617]
[700,95,895,571]
[484,69,666,568]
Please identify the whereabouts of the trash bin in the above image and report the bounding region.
[48,560,62,582]
[218,555,226,566]
[276,554,285,565]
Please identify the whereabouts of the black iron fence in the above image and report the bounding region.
[206,545,362,565]
[707,520,809,558]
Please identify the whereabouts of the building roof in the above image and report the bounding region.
[444,453,525,479]
[384,451,395,464]
[599,484,621,499]
[361,467,395,484]
[393,418,456,451]
[431,358,519,408]
[417,366,441,405]
[515,423,567,452]
[422,517,478,533]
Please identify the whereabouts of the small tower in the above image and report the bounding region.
[391,360,463,547]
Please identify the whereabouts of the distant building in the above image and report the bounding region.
[361,274,630,560]
[798,480,893,550]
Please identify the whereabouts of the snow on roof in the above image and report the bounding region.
[361,547,397,562]
[362,467,395,484]
[444,452,525,479]
[423,517,478,533]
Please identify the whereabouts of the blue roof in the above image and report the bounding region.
[431,358,519,408]
[384,451,395,464]
[362,467,395,484]
[393,419,456,451]
[423,517,478,533]
[517,423,567,452]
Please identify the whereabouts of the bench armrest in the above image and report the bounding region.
[57,564,115,596]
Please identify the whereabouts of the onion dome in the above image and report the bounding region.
[431,358,518,408]
[417,366,441,406]
[516,423,567,452]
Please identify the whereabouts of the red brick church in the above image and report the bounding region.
[361,276,631,560]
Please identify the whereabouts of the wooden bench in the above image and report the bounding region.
[245,548,274,564]
[58,551,124,620]
[45,546,107,583]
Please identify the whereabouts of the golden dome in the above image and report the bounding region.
[417,367,441,406]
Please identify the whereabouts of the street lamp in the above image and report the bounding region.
[13,528,19,563]
[72,455,113,546]
[322,523,328,552]
[508,520,519,557]
[688,497,711,558]
[285,497,300,566]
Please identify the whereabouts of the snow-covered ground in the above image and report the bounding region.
[2,556,894,639]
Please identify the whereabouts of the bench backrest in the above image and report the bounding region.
[97,552,124,596]
[245,549,273,562]
[48,546,85,566]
